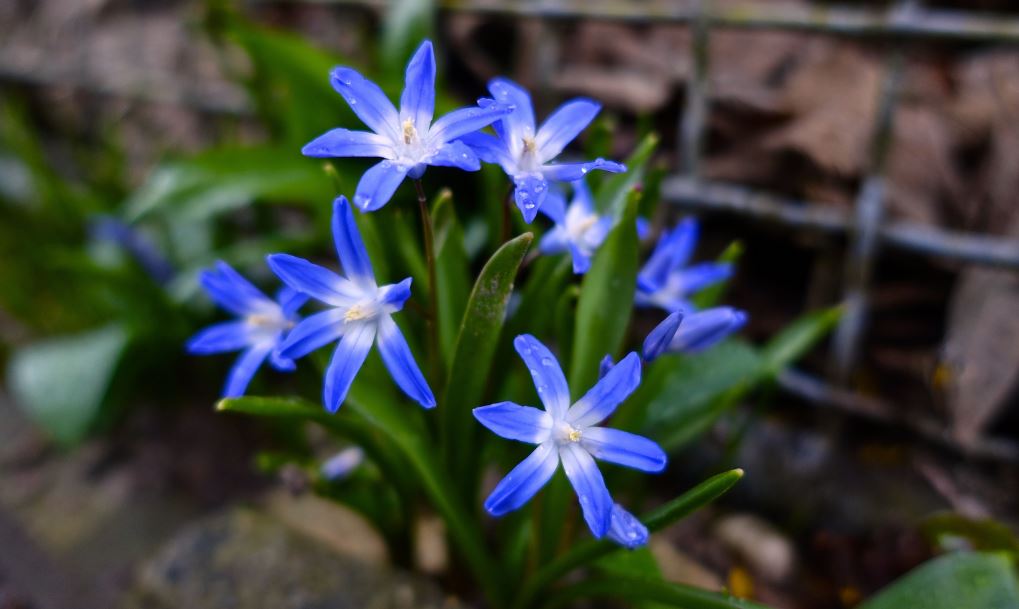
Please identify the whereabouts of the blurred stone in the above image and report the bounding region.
[126,509,451,609]
[414,513,449,575]
[713,514,796,583]
[264,490,388,566]
[649,538,724,590]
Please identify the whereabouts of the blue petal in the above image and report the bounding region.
[513,174,548,224]
[354,160,409,212]
[559,444,613,538]
[642,312,683,362]
[567,352,641,428]
[539,227,569,255]
[332,196,376,285]
[513,334,571,419]
[330,67,400,141]
[199,261,274,317]
[321,446,365,481]
[278,308,346,360]
[276,286,309,319]
[429,102,513,143]
[222,343,273,398]
[537,188,567,224]
[581,427,667,472]
[268,348,296,371]
[636,217,650,240]
[568,242,592,274]
[670,307,747,354]
[598,355,615,379]
[376,315,435,408]
[637,219,700,293]
[302,128,394,158]
[473,402,553,444]
[323,322,376,413]
[459,132,513,168]
[378,277,412,311]
[535,98,601,162]
[429,140,481,171]
[483,442,559,516]
[187,321,254,354]
[541,158,626,182]
[675,262,733,294]
[267,254,360,307]
[607,504,649,549]
[400,40,436,132]
[488,77,536,147]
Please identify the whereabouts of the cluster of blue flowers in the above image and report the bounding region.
[188,40,746,549]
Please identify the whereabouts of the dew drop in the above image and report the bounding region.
[525,202,535,210]
[540,357,553,367]
[580,167,589,174]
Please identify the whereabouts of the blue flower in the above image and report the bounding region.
[320,446,365,482]
[635,218,732,312]
[461,78,625,223]
[667,306,747,354]
[474,335,666,538]
[607,504,649,549]
[537,181,615,274]
[187,261,308,398]
[267,196,435,412]
[302,40,512,212]
[642,311,683,362]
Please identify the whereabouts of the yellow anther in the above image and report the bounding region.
[568,428,583,442]
[344,305,369,322]
[403,119,417,145]
[246,314,275,327]
[522,136,537,154]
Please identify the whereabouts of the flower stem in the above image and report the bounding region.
[414,179,440,382]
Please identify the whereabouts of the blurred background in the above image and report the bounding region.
[1,0,1018,608]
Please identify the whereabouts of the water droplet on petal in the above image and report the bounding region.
[525,202,535,210]
[540,357,553,367]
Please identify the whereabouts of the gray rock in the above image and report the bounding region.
[126,509,452,609]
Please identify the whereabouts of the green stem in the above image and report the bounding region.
[514,469,744,609]
[544,576,773,609]
[414,179,441,385]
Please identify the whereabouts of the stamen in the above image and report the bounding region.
[246,314,275,327]
[403,119,417,145]
[568,428,583,443]
[344,304,369,322]
[522,136,537,154]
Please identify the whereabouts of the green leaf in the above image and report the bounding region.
[569,196,638,394]
[922,513,1019,555]
[515,469,744,609]
[595,548,670,609]
[757,305,842,379]
[441,233,533,486]
[125,146,333,221]
[858,552,1019,609]
[546,576,774,609]
[432,190,470,366]
[595,132,658,218]
[8,324,130,445]
[382,0,434,75]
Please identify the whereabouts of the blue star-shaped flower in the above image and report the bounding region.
[461,78,625,223]
[187,262,308,397]
[267,196,435,411]
[635,218,733,312]
[302,40,512,212]
[537,180,615,274]
[474,335,666,539]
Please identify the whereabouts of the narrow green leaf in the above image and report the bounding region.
[569,196,638,394]
[432,190,470,366]
[595,132,659,218]
[546,576,774,609]
[516,469,744,609]
[441,233,533,485]
[124,146,332,221]
[858,552,1019,609]
[8,324,130,445]
[757,305,842,379]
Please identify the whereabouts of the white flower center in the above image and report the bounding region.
[554,420,583,444]
[517,136,541,172]
[344,302,378,323]
[402,118,419,145]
